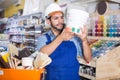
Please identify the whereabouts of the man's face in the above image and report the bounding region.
[49,12,64,32]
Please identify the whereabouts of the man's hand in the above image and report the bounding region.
[59,27,75,41]
[75,26,88,42]
[76,26,92,62]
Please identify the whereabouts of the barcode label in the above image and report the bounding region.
[0,70,4,75]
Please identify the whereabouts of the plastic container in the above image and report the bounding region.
[0,68,44,80]
[66,8,89,33]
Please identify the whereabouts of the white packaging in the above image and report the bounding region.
[23,0,41,15]
[22,57,34,69]
[66,8,89,33]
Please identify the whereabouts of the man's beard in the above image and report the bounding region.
[51,23,65,33]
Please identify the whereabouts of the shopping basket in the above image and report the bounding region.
[0,68,44,80]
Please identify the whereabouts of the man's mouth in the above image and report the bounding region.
[57,23,64,26]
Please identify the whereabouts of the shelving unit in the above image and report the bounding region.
[80,73,96,80]
[78,37,120,80]
[88,36,120,41]
[6,12,45,52]
[79,1,120,79]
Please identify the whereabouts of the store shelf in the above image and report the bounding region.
[78,45,120,80]
[88,36,120,41]
[25,31,42,35]
[95,46,120,80]
[77,56,96,68]
[79,73,96,80]
[5,12,44,52]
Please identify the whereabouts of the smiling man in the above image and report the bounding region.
[36,3,92,80]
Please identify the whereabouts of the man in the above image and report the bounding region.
[36,3,92,80]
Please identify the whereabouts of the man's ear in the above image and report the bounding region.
[46,19,51,25]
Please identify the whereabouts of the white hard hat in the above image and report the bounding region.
[45,3,62,18]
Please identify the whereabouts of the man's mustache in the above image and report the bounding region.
[56,23,65,26]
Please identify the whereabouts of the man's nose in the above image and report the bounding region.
[58,18,63,23]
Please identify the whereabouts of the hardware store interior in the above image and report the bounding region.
[0,0,120,80]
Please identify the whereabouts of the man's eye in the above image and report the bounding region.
[54,17,58,20]
[61,16,64,19]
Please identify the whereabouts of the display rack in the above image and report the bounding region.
[78,45,120,80]
[6,12,45,52]
[79,33,120,80]
[88,36,120,41]
[79,1,120,79]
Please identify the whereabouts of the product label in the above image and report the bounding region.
[0,46,8,53]
[0,70,4,75]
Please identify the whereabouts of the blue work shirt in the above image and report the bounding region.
[36,30,83,57]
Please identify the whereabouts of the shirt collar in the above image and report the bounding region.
[48,30,56,39]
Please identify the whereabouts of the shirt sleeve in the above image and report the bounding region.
[76,37,83,57]
[29,34,47,58]
[72,36,83,57]
[36,34,47,51]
